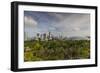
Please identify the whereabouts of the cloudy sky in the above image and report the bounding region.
[24,11,90,38]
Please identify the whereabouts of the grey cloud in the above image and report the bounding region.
[52,13,90,37]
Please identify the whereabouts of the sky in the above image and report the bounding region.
[24,11,90,39]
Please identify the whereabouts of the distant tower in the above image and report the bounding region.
[40,34,42,40]
[36,33,40,40]
[24,32,29,41]
[87,36,90,38]
[37,33,39,37]
[87,36,90,40]
[48,32,51,40]
[37,33,40,38]
[43,33,46,40]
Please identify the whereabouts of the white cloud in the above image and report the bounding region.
[24,16,37,28]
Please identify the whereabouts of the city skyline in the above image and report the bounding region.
[24,11,90,40]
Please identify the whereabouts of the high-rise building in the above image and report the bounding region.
[36,33,40,40]
[43,33,46,40]
[35,32,54,41]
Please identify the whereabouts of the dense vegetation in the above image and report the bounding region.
[24,40,90,62]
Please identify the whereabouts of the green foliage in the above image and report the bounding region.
[80,48,90,58]
[24,51,33,61]
[24,40,90,61]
